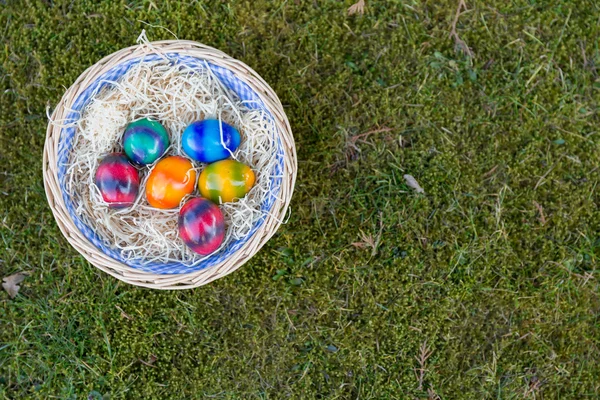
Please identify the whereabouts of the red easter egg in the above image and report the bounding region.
[94,153,139,208]
[178,198,225,256]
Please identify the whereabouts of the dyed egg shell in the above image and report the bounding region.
[178,198,225,256]
[123,118,169,165]
[94,153,139,208]
[182,119,241,163]
[198,159,255,204]
[146,156,196,209]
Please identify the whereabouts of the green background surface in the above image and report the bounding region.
[1,0,599,398]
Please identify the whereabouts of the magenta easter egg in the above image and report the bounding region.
[94,153,139,208]
[178,198,225,256]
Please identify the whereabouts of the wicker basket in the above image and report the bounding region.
[43,40,297,289]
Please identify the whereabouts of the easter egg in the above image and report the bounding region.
[123,118,169,165]
[198,159,255,204]
[146,156,196,209]
[94,153,139,208]
[178,198,225,256]
[182,119,241,163]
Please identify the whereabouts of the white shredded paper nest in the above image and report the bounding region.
[59,60,279,267]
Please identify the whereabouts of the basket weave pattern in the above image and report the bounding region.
[43,40,297,289]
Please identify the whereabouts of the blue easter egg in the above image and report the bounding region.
[182,119,241,163]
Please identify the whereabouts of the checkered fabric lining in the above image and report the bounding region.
[56,53,285,274]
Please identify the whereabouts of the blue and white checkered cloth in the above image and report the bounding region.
[57,53,284,274]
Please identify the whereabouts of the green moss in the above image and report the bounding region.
[1,0,600,398]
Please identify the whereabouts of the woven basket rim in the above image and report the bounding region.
[43,40,297,289]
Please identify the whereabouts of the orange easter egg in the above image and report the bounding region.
[146,156,196,209]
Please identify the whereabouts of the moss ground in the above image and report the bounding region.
[1,0,600,398]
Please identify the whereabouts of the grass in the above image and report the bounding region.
[1,0,600,398]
